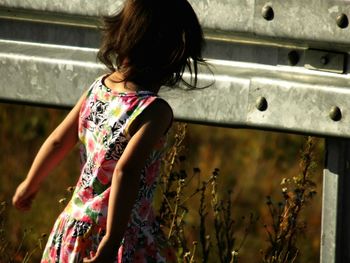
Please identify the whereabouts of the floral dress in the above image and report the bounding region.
[41,75,176,263]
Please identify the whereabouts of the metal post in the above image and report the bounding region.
[321,138,350,263]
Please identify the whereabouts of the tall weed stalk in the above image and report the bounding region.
[157,123,254,262]
[0,201,47,263]
[261,136,318,263]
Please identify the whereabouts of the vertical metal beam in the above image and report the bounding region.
[321,138,350,263]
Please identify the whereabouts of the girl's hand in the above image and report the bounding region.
[83,235,117,263]
[12,180,39,211]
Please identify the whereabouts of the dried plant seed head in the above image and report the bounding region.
[58,198,67,204]
[232,250,239,256]
[179,170,187,179]
[66,186,75,193]
[281,178,288,185]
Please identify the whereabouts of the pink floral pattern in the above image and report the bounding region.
[41,75,175,262]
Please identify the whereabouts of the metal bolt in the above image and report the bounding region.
[256,97,268,111]
[329,106,342,122]
[262,5,274,21]
[320,55,329,65]
[287,50,299,66]
[336,13,349,29]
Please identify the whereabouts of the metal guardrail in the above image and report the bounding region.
[1,0,350,262]
[2,38,350,137]
[3,0,350,46]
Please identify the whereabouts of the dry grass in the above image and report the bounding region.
[156,124,321,263]
[261,137,318,262]
[0,103,323,262]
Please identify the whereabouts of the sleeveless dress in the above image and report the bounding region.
[41,75,176,263]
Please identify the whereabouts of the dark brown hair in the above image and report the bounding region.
[97,0,206,89]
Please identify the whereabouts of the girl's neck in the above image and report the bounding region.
[106,71,160,94]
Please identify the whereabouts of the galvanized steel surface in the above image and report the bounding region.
[1,0,350,137]
[321,139,350,262]
[0,16,100,48]
[0,40,104,107]
[2,0,350,45]
[1,39,350,138]
[0,0,251,30]
[0,0,122,16]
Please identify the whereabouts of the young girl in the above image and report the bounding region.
[12,0,205,262]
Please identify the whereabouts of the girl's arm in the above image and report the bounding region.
[84,99,173,263]
[12,92,86,211]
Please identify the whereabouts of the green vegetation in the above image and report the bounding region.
[0,103,323,262]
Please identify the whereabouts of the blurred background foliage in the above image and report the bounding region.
[0,103,323,262]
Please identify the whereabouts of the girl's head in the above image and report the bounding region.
[98,0,205,89]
